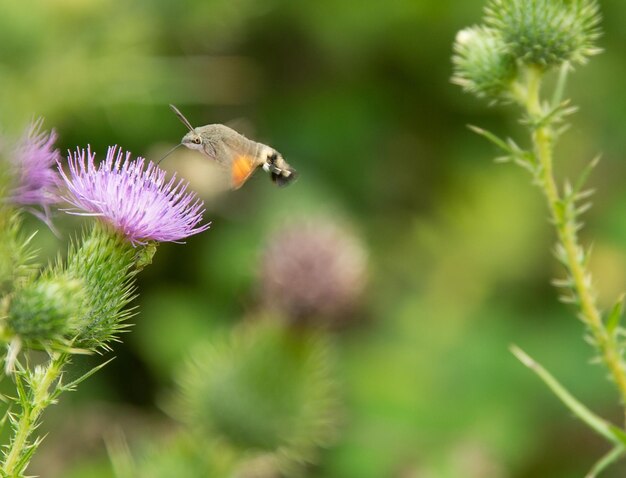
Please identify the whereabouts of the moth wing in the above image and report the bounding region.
[230,153,258,189]
[224,118,256,139]
[202,140,217,159]
[219,132,261,189]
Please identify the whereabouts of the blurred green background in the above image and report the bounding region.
[2,0,626,476]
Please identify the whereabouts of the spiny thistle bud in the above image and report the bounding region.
[173,322,339,473]
[259,218,367,327]
[485,0,601,67]
[8,274,88,342]
[65,225,140,350]
[452,26,517,101]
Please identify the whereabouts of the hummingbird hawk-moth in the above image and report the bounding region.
[168,104,297,190]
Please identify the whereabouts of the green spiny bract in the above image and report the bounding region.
[452,26,517,102]
[65,224,144,350]
[8,274,88,342]
[5,224,148,351]
[485,0,601,68]
[3,223,153,351]
[0,209,38,297]
[173,321,339,474]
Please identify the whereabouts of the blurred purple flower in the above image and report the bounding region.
[260,218,367,326]
[9,118,61,210]
[59,146,210,245]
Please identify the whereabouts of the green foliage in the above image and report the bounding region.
[123,435,235,478]
[0,0,625,476]
[0,210,155,476]
[0,0,161,130]
[1,352,69,476]
[454,0,626,475]
[485,0,601,67]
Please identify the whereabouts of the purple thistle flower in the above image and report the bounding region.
[9,118,61,209]
[59,146,210,245]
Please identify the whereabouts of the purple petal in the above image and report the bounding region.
[9,118,61,209]
[58,146,211,245]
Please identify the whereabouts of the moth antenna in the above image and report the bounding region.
[169,104,195,133]
[156,143,182,165]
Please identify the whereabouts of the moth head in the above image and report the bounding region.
[181,130,204,151]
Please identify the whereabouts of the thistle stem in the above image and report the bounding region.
[2,353,68,476]
[523,66,626,417]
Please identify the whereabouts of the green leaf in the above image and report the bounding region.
[12,372,29,410]
[13,434,46,475]
[55,356,115,396]
[586,445,626,478]
[551,62,570,110]
[606,294,626,336]
[511,345,621,444]
[608,425,626,448]
[468,125,514,153]
[0,406,12,435]
[573,155,601,198]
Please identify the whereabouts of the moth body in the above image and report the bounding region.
[172,105,297,190]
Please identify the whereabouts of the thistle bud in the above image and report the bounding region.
[8,275,88,341]
[452,26,517,102]
[173,322,338,473]
[65,225,138,350]
[485,0,601,67]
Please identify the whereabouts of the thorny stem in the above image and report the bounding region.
[523,66,626,420]
[2,353,68,477]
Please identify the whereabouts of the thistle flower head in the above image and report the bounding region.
[8,118,61,209]
[260,218,367,326]
[452,26,517,101]
[485,0,601,67]
[59,146,210,245]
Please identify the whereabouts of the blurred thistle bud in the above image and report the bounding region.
[172,322,339,474]
[259,219,367,327]
[484,0,601,68]
[234,454,282,478]
[0,210,37,296]
[8,274,88,342]
[130,436,214,478]
[452,26,517,102]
